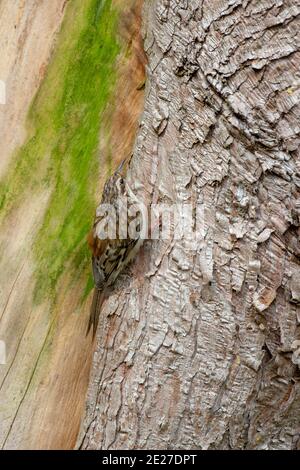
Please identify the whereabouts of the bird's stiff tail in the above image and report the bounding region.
[86,288,105,338]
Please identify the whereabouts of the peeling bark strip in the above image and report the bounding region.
[80,0,300,450]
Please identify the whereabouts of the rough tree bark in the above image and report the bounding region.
[79,0,300,450]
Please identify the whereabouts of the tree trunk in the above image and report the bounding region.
[0,0,145,449]
[79,0,300,450]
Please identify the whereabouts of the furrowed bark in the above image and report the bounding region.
[79,0,300,450]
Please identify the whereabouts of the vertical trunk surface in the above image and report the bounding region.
[0,0,145,449]
[80,0,300,450]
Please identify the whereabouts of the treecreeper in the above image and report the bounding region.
[87,157,145,337]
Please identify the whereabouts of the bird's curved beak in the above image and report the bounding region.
[116,159,126,176]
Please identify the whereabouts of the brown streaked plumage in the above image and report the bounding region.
[87,159,144,337]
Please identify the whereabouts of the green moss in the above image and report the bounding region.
[0,0,121,303]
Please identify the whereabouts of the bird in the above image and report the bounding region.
[87,159,144,337]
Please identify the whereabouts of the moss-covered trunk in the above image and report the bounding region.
[0,0,145,449]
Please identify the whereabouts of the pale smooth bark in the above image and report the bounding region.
[79,0,300,450]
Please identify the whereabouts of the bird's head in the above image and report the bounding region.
[101,159,128,203]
